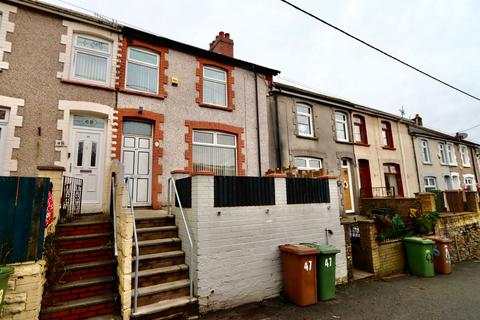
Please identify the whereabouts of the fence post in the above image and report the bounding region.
[415,192,436,212]
[265,173,287,205]
[465,191,480,212]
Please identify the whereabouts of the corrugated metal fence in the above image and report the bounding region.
[0,176,49,263]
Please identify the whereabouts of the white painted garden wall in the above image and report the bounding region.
[174,175,347,313]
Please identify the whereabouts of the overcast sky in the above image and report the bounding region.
[44,0,480,142]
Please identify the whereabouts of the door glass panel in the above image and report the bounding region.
[138,138,150,149]
[90,141,97,167]
[123,137,135,148]
[123,121,152,136]
[73,115,105,129]
[76,141,84,166]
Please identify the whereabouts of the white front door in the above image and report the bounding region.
[68,116,106,213]
[121,121,153,206]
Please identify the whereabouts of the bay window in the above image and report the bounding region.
[126,47,159,94]
[193,130,236,176]
[72,34,111,84]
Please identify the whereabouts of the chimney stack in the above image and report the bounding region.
[414,114,423,126]
[209,31,234,57]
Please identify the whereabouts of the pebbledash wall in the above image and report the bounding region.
[174,174,347,313]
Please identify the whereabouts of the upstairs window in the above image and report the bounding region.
[126,47,159,94]
[446,143,457,165]
[353,115,367,144]
[420,139,431,164]
[335,112,349,142]
[381,121,394,148]
[203,66,227,107]
[192,130,236,176]
[460,145,471,167]
[293,157,322,170]
[296,104,313,137]
[72,35,112,84]
[438,143,447,165]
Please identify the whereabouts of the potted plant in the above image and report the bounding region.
[0,242,14,313]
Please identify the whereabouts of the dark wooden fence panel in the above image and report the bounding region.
[214,176,275,207]
[175,177,192,208]
[0,177,49,263]
[445,190,464,213]
[286,178,330,204]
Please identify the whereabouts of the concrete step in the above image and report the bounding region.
[134,251,185,271]
[132,264,189,288]
[59,245,113,265]
[41,293,115,319]
[63,259,114,282]
[134,210,175,228]
[134,238,181,255]
[136,225,178,241]
[131,296,198,319]
[56,232,111,250]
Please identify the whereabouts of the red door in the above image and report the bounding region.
[358,159,372,198]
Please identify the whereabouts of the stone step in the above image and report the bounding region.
[56,232,111,250]
[134,210,175,228]
[63,259,114,282]
[59,245,113,265]
[134,238,181,255]
[132,264,189,287]
[131,296,198,319]
[134,251,185,271]
[136,225,178,241]
[133,279,189,307]
[49,276,114,303]
[41,294,115,320]
[56,216,111,237]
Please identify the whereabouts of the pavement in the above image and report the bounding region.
[200,260,480,320]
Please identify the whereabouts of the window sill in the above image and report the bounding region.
[382,146,396,150]
[296,134,318,141]
[354,142,370,147]
[199,103,233,112]
[61,79,115,91]
[422,162,433,165]
[336,140,353,145]
[119,88,166,100]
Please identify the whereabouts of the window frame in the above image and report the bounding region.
[293,156,322,170]
[335,111,349,142]
[423,176,437,190]
[296,103,314,137]
[446,143,457,166]
[125,47,160,94]
[438,142,448,165]
[460,145,471,167]
[381,121,394,148]
[192,130,237,175]
[71,34,112,85]
[353,115,368,144]
[202,66,228,108]
[463,174,476,191]
[420,139,431,164]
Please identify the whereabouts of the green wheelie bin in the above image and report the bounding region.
[403,237,434,277]
[0,267,14,312]
[301,243,340,301]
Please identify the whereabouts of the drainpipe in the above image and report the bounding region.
[254,70,262,176]
[411,134,422,192]
[397,117,410,196]
[274,93,282,168]
[469,146,479,190]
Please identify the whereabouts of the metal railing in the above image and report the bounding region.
[110,176,118,258]
[167,177,194,299]
[59,176,83,223]
[360,186,396,198]
[125,177,140,313]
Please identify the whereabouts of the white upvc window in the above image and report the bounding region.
[464,174,476,191]
[126,47,159,94]
[335,111,349,142]
[0,107,10,172]
[438,143,447,165]
[451,172,461,189]
[420,139,431,164]
[192,130,236,176]
[446,143,457,165]
[71,34,112,84]
[293,157,322,170]
[203,66,227,107]
[296,103,313,137]
[460,145,471,167]
[423,176,437,190]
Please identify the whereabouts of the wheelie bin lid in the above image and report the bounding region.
[279,244,319,255]
[300,243,340,255]
[403,236,434,245]
[422,235,452,243]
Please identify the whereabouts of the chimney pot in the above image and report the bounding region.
[414,114,423,126]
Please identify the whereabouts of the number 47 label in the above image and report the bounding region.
[304,260,312,271]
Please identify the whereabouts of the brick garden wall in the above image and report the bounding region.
[377,240,405,277]
[175,175,347,313]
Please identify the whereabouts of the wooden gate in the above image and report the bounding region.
[0,176,49,263]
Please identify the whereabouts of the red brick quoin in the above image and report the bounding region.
[117,37,169,99]
[195,57,235,111]
[115,109,164,208]
[184,121,245,176]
